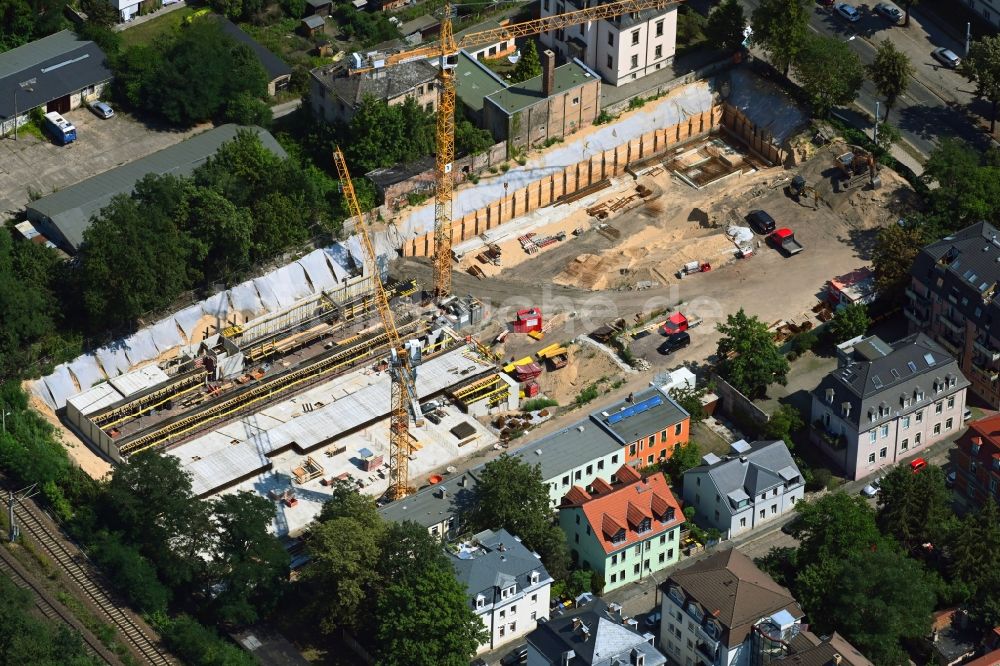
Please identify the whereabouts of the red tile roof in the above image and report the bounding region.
[964,648,1000,666]
[590,477,614,495]
[573,468,683,555]
[564,486,592,505]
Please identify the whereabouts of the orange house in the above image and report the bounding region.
[592,388,690,468]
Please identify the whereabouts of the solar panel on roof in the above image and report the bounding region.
[924,353,935,366]
[608,412,624,424]
[907,361,917,373]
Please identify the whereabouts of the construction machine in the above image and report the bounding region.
[348,0,683,299]
[333,147,419,500]
[834,145,881,191]
[787,174,822,210]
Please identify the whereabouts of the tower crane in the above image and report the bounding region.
[333,147,419,500]
[350,0,682,298]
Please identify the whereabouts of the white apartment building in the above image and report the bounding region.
[539,0,678,85]
[449,529,553,654]
[682,440,804,540]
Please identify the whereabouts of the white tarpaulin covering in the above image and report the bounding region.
[297,249,337,291]
[252,276,282,313]
[42,364,78,410]
[173,304,207,342]
[150,318,185,354]
[229,280,263,317]
[202,291,230,321]
[68,355,105,392]
[31,378,56,410]
[122,330,159,366]
[255,263,311,311]
[95,345,132,378]
[727,226,754,245]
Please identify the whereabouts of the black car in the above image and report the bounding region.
[658,331,690,354]
[501,646,528,665]
[746,209,776,234]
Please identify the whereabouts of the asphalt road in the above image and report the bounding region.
[737,0,994,157]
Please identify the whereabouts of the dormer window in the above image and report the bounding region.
[476,594,485,609]
[825,388,834,404]
[501,584,516,599]
[611,529,626,544]
[531,571,540,585]
[915,389,924,402]
[637,518,651,534]
[686,601,704,623]
[659,507,676,523]
[704,619,720,638]
[668,585,684,606]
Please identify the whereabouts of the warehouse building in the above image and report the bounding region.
[26,124,286,252]
[0,30,112,137]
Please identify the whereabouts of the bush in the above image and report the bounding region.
[575,384,600,405]
[791,329,818,354]
[157,614,254,666]
[522,397,558,412]
[595,110,617,125]
[808,467,832,492]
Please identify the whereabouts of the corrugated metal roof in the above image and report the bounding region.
[27,124,286,250]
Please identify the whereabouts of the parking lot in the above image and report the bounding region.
[0,108,204,218]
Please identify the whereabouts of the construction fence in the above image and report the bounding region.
[402,105,725,258]
[720,103,786,166]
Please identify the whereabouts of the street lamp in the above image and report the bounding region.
[1,410,10,434]
[13,77,36,141]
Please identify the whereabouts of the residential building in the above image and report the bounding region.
[26,125,286,253]
[483,49,602,151]
[512,387,690,507]
[109,0,180,22]
[962,0,999,29]
[455,51,507,127]
[682,440,804,539]
[455,17,517,61]
[538,0,677,85]
[661,549,872,666]
[309,59,438,124]
[0,30,112,138]
[559,466,684,593]
[907,221,1000,408]
[926,608,979,666]
[809,333,968,480]
[398,14,440,45]
[526,598,667,666]
[448,528,553,654]
[215,18,292,97]
[953,414,1000,510]
[378,470,479,540]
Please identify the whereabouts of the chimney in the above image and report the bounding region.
[542,49,556,97]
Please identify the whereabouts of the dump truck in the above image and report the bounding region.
[662,312,702,335]
[770,228,804,256]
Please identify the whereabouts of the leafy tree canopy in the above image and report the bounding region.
[751,0,810,75]
[715,308,789,397]
[946,499,1000,629]
[960,35,1000,133]
[762,404,803,447]
[661,439,701,485]
[868,39,913,113]
[512,39,542,83]
[0,574,96,665]
[872,222,927,306]
[706,0,746,54]
[792,35,864,117]
[828,302,870,343]
[876,464,955,552]
[923,138,1000,229]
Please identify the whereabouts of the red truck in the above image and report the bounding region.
[662,312,703,335]
[770,228,804,256]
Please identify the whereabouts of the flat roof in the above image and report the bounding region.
[379,469,480,529]
[594,388,689,445]
[485,59,596,115]
[27,125,286,250]
[454,51,506,115]
[510,418,618,482]
[0,30,111,119]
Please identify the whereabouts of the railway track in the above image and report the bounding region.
[12,501,174,666]
[0,546,121,664]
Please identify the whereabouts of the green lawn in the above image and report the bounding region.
[121,5,199,48]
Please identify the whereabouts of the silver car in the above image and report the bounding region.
[88,101,114,119]
[932,47,961,68]
[874,2,902,23]
[835,2,862,21]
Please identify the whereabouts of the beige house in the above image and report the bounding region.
[309,59,438,124]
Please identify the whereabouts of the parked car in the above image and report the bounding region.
[932,47,961,68]
[835,2,862,21]
[964,407,972,421]
[501,646,528,665]
[861,483,879,498]
[644,611,662,629]
[874,2,902,23]
[470,660,488,666]
[910,458,928,473]
[658,331,691,355]
[87,100,114,119]
[746,209,776,234]
[946,469,957,488]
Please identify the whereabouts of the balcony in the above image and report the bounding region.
[904,305,929,326]
[974,338,1000,362]
[695,640,718,664]
[936,335,962,355]
[905,287,930,303]
[940,315,965,335]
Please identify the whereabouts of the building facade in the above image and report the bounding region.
[559,467,684,593]
[809,333,969,480]
[379,470,479,540]
[682,440,804,540]
[953,414,1000,511]
[907,221,1000,408]
[539,0,677,85]
[309,59,438,124]
[448,529,553,654]
[962,0,1000,29]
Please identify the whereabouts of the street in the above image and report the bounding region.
[738,0,995,158]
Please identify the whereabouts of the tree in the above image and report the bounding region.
[900,0,918,26]
[873,120,901,154]
[456,116,494,156]
[794,492,881,566]
[222,91,273,127]
[960,35,1000,134]
[0,231,59,380]
[867,39,913,114]
[792,35,864,117]
[89,531,170,613]
[661,440,701,485]
[716,309,789,398]
[923,138,1000,227]
[946,499,1000,629]
[208,492,290,626]
[828,302,870,343]
[871,223,925,306]
[158,614,255,666]
[512,39,542,83]
[80,0,121,27]
[705,0,746,54]
[0,574,95,665]
[668,384,708,423]
[762,404,803,447]
[877,464,954,553]
[471,455,570,579]
[751,0,810,76]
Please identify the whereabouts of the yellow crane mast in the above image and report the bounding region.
[350,0,682,298]
[333,147,417,500]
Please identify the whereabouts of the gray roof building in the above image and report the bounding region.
[448,528,551,611]
[0,30,111,120]
[527,598,666,666]
[812,333,969,432]
[312,59,437,109]
[378,470,479,539]
[485,58,596,115]
[214,17,292,85]
[26,124,286,252]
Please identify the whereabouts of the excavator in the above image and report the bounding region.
[787,175,822,210]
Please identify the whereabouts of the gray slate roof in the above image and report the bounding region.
[527,598,666,666]
[447,529,551,609]
[684,440,800,513]
[811,333,969,430]
[214,17,292,81]
[312,59,436,108]
[510,420,619,482]
[378,469,479,529]
[0,30,111,119]
[26,125,286,251]
[912,221,1000,325]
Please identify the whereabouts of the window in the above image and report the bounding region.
[946,417,954,430]
[575,514,580,525]
[902,416,910,430]
[901,438,909,451]
[425,102,433,113]
[611,573,617,583]
[586,464,593,475]
[612,554,618,565]
[629,444,636,456]
[531,593,537,602]
[740,517,747,527]
[638,517,651,533]
[948,396,955,409]
[572,96,579,106]
[574,534,579,543]
[630,54,639,68]
[759,509,765,519]
[880,447,887,459]
[562,475,569,487]
[597,460,604,470]
[647,454,653,465]
[771,505,777,514]
[648,435,654,447]
[868,453,876,463]
[935,402,943,414]
[659,534,666,544]
[511,605,517,615]
[916,411,923,423]
[608,33,614,46]
[543,0,550,10]
[575,470,581,480]
[500,610,506,619]
[634,563,640,575]
[655,45,663,58]
[880,425,889,438]
[476,596,485,609]
[531,611,537,620]
[632,29,640,45]
[934,423,941,435]
[499,625,505,637]
[870,431,877,444]
[915,433,922,445]
[668,548,674,558]
[656,20,664,36]
[612,455,619,464]
[659,552,665,563]
[586,525,591,536]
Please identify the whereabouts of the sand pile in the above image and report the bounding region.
[848,168,921,229]
[537,345,623,405]
[24,386,112,480]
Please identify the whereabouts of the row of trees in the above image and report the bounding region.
[0,0,68,53]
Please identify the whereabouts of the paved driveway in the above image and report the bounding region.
[0,109,203,218]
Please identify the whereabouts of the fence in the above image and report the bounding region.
[710,373,771,432]
[720,103,786,166]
